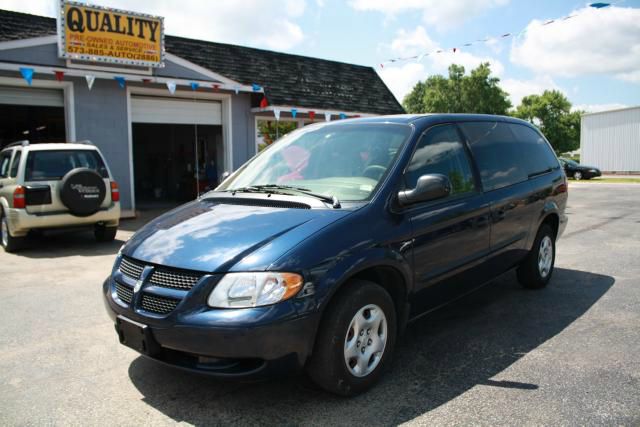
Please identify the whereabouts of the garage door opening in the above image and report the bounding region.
[132,123,223,208]
[0,86,66,148]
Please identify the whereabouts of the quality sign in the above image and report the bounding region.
[57,1,164,67]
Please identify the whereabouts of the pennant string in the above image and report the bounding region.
[379,4,612,68]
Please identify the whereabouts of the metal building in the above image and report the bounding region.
[581,106,640,173]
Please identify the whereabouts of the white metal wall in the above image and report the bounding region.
[581,107,640,172]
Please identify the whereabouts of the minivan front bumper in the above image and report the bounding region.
[102,277,320,379]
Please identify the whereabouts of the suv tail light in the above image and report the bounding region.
[13,186,26,209]
[110,181,120,202]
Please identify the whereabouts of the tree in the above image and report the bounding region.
[513,90,582,154]
[402,63,512,115]
[257,120,298,151]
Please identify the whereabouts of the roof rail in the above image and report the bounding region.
[4,140,30,148]
[74,140,94,146]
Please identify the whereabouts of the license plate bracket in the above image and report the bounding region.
[116,315,160,356]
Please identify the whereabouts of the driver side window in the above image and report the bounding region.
[405,125,476,196]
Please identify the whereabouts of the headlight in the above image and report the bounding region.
[208,272,304,308]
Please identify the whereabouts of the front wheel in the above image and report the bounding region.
[306,280,396,396]
[1,212,25,253]
[573,171,583,180]
[517,224,555,289]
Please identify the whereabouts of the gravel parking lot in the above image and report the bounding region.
[1,184,639,426]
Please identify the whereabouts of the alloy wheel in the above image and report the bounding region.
[538,235,553,278]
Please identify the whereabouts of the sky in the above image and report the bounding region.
[3,0,639,112]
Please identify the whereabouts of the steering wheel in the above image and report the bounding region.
[363,165,386,181]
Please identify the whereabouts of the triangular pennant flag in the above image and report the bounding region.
[309,111,316,120]
[324,112,332,122]
[339,113,346,120]
[234,85,240,95]
[54,71,65,82]
[252,83,262,92]
[589,2,610,8]
[19,67,34,85]
[291,108,297,118]
[212,84,220,91]
[190,82,199,91]
[166,81,177,94]
[453,48,457,53]
[260,96,268,108]
[114,76,126,89]
[142,78,152,84]
[85,75,95,90]
[273,108,281,121]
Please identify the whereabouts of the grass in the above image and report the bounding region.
[571,177,640,184]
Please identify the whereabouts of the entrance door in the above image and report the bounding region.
[130,96,224,209]
[0,86,66,147]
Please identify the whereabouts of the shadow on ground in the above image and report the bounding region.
[127,267,614,425]
[13,230,125,258]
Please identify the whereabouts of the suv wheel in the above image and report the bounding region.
[306,280,396,396]
[1,212,25,253]
[94,224,117,242]
[517,223,555,289]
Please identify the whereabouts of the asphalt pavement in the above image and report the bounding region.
[0,183,638,426]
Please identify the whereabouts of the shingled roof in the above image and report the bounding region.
[0,9,404,115]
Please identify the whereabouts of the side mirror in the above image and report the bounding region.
[220,171,230,180]
[398,173,451,206]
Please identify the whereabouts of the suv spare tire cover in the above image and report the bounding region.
[59,168,106,217]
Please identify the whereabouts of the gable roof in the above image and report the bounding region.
[0,9,404,115]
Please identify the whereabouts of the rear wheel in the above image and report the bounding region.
[517,223,555,289]
[1,212,25,253]
[573,171,583,180]
[94,224,117,242]
[306,280,396,396]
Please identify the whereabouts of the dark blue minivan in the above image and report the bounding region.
[103,114,568,396]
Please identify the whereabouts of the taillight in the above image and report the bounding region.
[13,186,26,209]
[110,181,120,202]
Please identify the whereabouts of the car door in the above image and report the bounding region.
[458,121,539,274]
[404,124,492,316]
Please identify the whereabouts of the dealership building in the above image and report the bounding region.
[0,7,403,216]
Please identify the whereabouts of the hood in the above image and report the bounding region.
[122,198,352,272]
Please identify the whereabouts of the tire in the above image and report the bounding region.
[517,223,555,289]
[306,280,397,396]
[94,224,117,242]
[573,171,582,180]
[1,211,25,253]
[59,168,106,217]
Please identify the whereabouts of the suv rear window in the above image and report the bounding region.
[25,150,109,181]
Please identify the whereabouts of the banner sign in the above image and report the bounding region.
[57,1,165,67]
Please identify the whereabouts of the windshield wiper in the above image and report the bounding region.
[230,184,341,208]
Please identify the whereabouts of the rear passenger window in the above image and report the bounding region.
[405,125,475,196]
[9,150,21,177]
[509,124,560,176]
[0,152,11,177]
[458,122,528,191]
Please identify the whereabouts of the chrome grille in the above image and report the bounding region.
[119,257,144,280]
[150,269,202,290]
[115,281,133,304]
[141,293,180,315]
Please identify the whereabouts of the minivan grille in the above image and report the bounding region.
[119,257,144,280]
[150,269,202,290]
[115,281,133,304]
[141,293,180,315]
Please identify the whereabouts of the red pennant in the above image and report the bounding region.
[212,84,220,91]
[260,96,268,108]
[380,63,384,68]
[453,47,457,53]
[54,71,64,82]
[309,111,316,120]
[142,78,151,84]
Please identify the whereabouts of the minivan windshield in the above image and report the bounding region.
[218,123,412,202]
